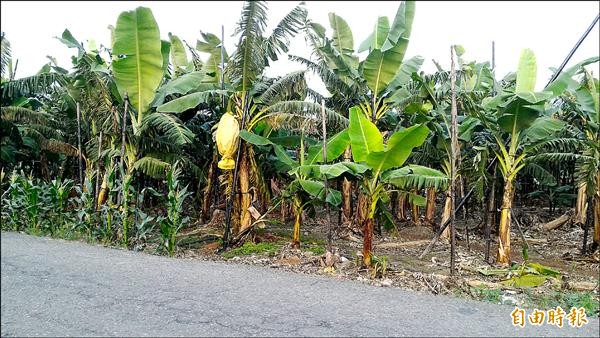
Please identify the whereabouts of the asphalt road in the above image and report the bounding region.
[1,232,598,337]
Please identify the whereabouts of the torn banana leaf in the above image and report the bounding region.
[500,274,550,288]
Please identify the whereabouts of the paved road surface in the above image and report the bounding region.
[1,232,598,337]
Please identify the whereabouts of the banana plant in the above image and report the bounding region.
[158,1,350,237]
[239,127,365,248]
[111,7,195,175]
[528,61,599,247]
[293,1,422,224]
[397,50,496,234]
[346,106,445,266]
[479,49,566,265]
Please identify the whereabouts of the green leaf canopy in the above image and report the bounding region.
[112,7,164,122]
[361,1,416,96]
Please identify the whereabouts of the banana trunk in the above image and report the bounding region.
[292,196,302,249]
[425,187,436,227]
[594,172,600,245]
[440,191,452,240]
[397,192,407,221]
[238,144,252,233]
[497,179,514,265]
[342,147,353,224]
[574,183,588,225]
[411,189,420,225]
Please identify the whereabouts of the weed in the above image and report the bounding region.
[370,255,388,279]
[471,286,502,304]
[306,245,325,255]
[523,290,600,317]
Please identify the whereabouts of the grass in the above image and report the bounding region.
[306,245,325,255]
[469,285,599,317]
[221,241,282,259]
[523,289,600,317]
[470,286,503,304]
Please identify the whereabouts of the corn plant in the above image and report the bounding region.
[47,178,74,233]
[97,203,117,244]
[133,209,157,250]
[21,174,42,232]
[73,170,97,238]
[159,164,190,257]
[1,169,24,230]
[129,186,161,249]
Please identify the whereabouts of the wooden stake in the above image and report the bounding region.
[450,46,459,275]
[484,163,497,263]
[76,102,83,186]
[322,99,332,253]
[94,132,103,211]
[120,93,129,170]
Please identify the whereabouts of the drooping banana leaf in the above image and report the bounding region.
[366,124,429,174]
[305,129,350,165]
[168,32,188,73]
[521,117,565,143]
[156,89,227,113]
[387,55,424,92]
[382,164,448,191]
[298,179,342,207]
[152,71,208,107]
[382,1,415,52]
[348,106,383,162]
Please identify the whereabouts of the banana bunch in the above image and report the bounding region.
[215,112,240,170]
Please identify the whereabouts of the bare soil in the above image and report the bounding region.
[174,205,600,315]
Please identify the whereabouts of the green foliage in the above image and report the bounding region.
[306,245,325,256]
[478,262,562,288]
[370,255,388,279]
[1,2,599,308]
[348,106,383,162]
[158,163,191,257]
[112,6,164,121]
[524,290,600,317]
[471,286,502,304]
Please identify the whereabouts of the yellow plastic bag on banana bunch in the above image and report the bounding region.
[215,112,240,170]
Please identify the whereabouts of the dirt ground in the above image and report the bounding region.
[174,204,600,316]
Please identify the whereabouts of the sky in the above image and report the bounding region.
[1,1,599,92]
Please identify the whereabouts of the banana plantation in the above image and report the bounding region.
[1,1,599,313]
